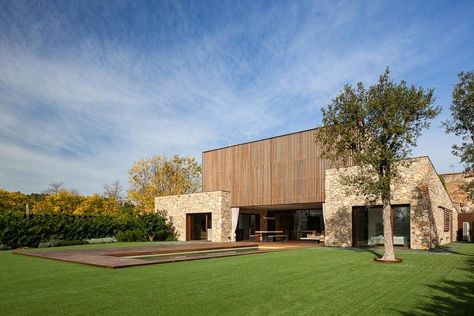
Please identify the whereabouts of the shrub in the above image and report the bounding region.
[38,241,59,248]
[139,212,176,241]
[0,244,10,251]
[0,211,174,249]
[57,240,85,247]
[85,237,117,244]
[116,230,146,242]
[165,235,177,241]
[38,240,85,248]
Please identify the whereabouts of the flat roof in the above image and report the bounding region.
[203,127,319,153]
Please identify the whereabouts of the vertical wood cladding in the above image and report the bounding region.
[203,129,331,207]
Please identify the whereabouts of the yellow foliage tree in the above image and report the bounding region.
[73,194,122,216]
[32,191,84,214]
[0,189,29,212]
[128,155,202,212]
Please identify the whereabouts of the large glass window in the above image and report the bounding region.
[353,205,410,247]
[187,213,211,241]
[293,210,324,240]
[367,207,383,246]
[266,209,324,240]
[393,206,410,246]
[236,214,260,241]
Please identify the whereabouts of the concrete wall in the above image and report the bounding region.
[324,157,457,249]
[155,191,232,242]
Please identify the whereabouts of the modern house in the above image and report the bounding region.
[155,128,458,249]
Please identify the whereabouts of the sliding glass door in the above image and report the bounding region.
[353,207,368,246]
[236,213,260,241]
[393,206,410,246]
[186,213,212,241]
[352,205,410,247]
[266,210,325,240]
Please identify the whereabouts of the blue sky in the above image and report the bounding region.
[0,0,473,194]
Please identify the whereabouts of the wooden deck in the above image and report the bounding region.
[13,242,260,268]
[256,240,325,249]
[14,241,323,268]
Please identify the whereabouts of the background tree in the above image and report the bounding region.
[128,155,202,212]
[32,190,84,214]
[73,194,122,216]
[0,189,33,212]
[444,71,474,201]
[43,182,65,195]
[102,180,124,202]
[316,68,439,261]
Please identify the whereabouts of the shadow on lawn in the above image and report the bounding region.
[395,250,474,315]
[361,247,382,259]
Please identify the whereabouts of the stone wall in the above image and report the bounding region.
[155,191,232,242]
[324,157,457,249]
[440,172,474,213]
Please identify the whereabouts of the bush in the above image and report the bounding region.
[140,212,176,241]
[0,211,175,249]
[116,230,146,242]
[38,240,85,248]
[38,241,59,248]
[165,235,177,241]
[57,240,85,247]
[85,237,117,244]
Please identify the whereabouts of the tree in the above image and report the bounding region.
[0,189,29,212]
[444,71,474,201]
[32,190,84,214]
[73,194,123,216]
[0,189,48,213]
[316,68,439,261]
[102,180,124,202]
[128,155,202,212]
[43,182,65,195]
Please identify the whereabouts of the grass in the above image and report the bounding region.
[1,242,473,315]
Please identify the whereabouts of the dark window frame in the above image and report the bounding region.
[444,209,451,232]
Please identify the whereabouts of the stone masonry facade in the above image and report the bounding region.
[324,157,457,249]
[441,172,474,213]
[155,191,232,242]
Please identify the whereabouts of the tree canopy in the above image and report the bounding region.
[128,155,202,212]
[316,68,439,260]
[444,71,474,201]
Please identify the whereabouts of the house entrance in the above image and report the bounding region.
[186,213,212,241]
[267,209,324,240]
[236,213,260,241]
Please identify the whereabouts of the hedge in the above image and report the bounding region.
[0,211,175,249]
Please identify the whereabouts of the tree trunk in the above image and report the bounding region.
[381,200,395,261]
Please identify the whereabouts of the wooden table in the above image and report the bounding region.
[255,231,285,242]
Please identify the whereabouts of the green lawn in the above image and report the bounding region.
[1,242,473,315]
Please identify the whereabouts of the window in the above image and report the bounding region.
[352,205,410,247]
[444,209,451,232]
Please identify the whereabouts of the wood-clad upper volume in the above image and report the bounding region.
[202,128,333,207]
